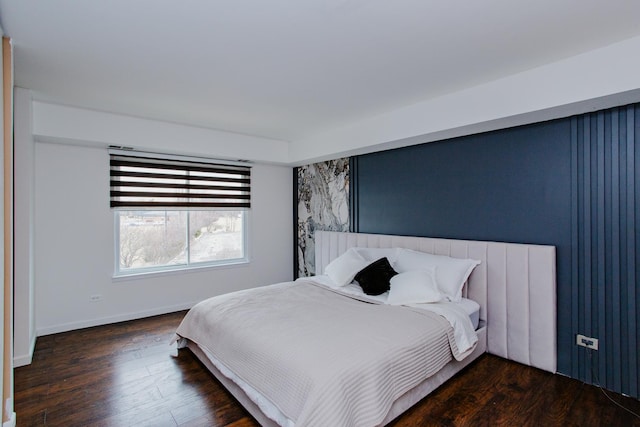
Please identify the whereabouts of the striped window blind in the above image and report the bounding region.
[109,153,251,209]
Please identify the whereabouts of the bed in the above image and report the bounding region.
[174,231,557,426]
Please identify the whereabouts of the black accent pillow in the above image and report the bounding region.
[354,257,398,296]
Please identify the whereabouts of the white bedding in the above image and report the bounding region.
[312,274,481,339]
[175,277,478,427]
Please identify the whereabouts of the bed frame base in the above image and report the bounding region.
[186,341,280,427]
[185,326,487,426]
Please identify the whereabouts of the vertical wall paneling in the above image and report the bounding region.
[608,110,620,392]
[627,105,638,398]
[572,118,584,378]
[572,104,639,398]
[596,112,606,387]
[580,116,592,383]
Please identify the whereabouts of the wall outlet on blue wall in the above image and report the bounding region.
[576,334,598,350]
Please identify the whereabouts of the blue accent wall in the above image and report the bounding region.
[351,104,639,398]
[570,105,639,397]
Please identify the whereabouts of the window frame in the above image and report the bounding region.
[113,208,250,278]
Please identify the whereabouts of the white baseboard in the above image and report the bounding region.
[36,302,195,336]
[13,334,36,367]
[3,397,15,427]
[13,354,32,368]
[2,412,15,427]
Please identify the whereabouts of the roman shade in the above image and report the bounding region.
[110,153,251,209]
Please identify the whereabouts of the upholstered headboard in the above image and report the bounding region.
[314,231,557,373]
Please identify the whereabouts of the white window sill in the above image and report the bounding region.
[112,259,250,282]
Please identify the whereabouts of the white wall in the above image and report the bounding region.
[13,88,34,366]
[34,141,292,335]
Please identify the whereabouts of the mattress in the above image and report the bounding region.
[458,297,480,329]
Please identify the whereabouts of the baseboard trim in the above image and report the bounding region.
[13,334,36,367]
[13,354,32,368]
[36,302,196,336]
[3,397,15,427]
[2,412,16,427]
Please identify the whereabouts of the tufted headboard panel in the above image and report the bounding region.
[314,231,557,373]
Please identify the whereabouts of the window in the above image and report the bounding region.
[115,210,247,274]
[110,151,250,276]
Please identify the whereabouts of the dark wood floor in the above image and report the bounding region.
[15,311,640,427]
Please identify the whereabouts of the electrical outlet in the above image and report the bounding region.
[576,334,598,350]
[89,294,103,302]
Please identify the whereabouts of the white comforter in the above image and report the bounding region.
[310,275,478,355]
[175,278,478,427]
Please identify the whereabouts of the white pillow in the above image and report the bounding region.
[354,247,399,265]
[387,269,442,305]
[394,248,480,302]
[324,248,370,286]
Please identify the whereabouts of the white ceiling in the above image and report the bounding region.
[2,0,640,144]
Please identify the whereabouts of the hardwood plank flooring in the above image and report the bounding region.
[15,311,640,426]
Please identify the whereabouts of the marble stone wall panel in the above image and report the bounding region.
[297,158,349,277]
